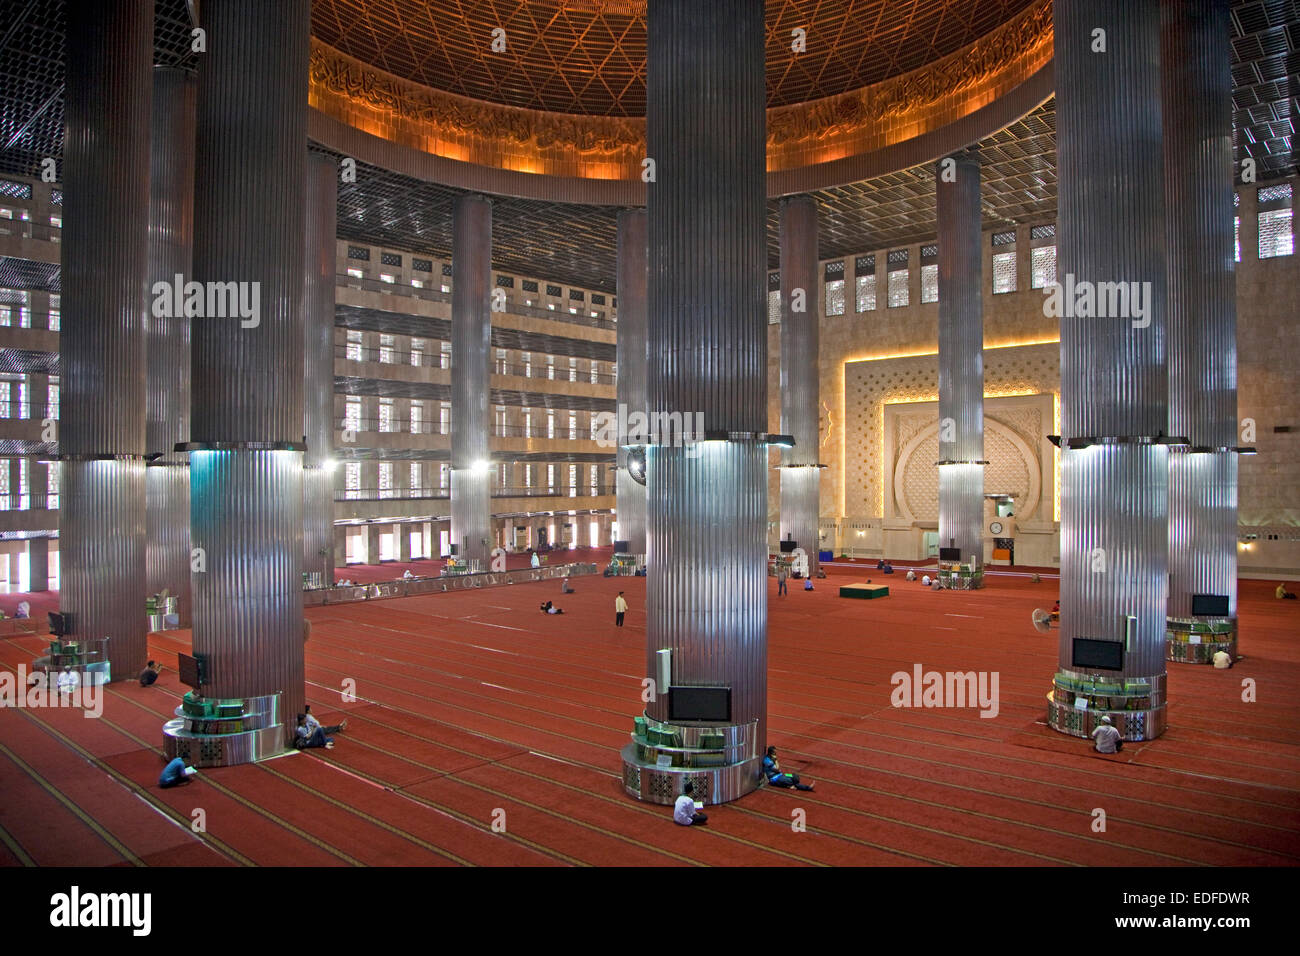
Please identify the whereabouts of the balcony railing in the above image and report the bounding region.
[0,403,60,421]
[336,273,617,332]
[336,419,604,441]
[337,485,614,502]
[335,347,616,386]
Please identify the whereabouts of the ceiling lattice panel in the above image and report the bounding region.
[1231,0,1298,181]
[311,0,1040,117]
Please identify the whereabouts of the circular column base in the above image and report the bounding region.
[1166,618,1237,665]
[1046,669,1167,740]
[621,744,764,805]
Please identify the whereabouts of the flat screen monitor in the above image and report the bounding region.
[177,652,203,689]
[669,686,731,722]
[1072,638,1124,671]
[938,547,962,561]
[778,540,797,554]
[613,540,630,553]
[48,611,70,637]
[1191,594,1229,617]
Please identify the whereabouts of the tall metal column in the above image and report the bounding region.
[624,0,768,806]
[185,0,309,751]
[60,0,153,681]
[1048,0,1169,740]
[1162,0,1239,663]
[778,196,822,575]
[615,207,648,556]
[450,195,492,568]
[146,66,195,626]
[303,151,338,589]
[935,152,985,588]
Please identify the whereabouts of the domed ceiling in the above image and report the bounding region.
[310,0,1042,116]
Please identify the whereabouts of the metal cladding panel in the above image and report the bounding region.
[779,196,820,464]
[304,151,338,464]
[146,67,196,460]
[190,0,309,443]
[1056,0,1167,441]
[1054,0,1168,690]
[190,449,305,738]
[779,467,820,569]
[452,194,492,466]
[450,469,491,564]
[1169,450,1238,618]
[939,463,985,563]
[646,0,767,433]
[146,465,192,626]
[616,208,648,554]
[1162,0,1238,620]
[1059,445,1169,680]
[303,466,335,582]
[645,442,769,740]
[61,1,152,455]
[144,67,195,625]
[936,154,984,565]
[644,0,768,763]
[304,152,338,579]
[61,460,148,680]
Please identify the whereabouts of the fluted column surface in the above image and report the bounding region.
[1055,0,1169,691]
[304,151,338,582]
[189,0,309,737]
[644,0,769,760]
[779,195,821,572]
[936,153,985,571]
[60,0,153,677]
[146,66,195,625]
[1163,0,1238,620]
[616,208,648,555]
[450,194,492,564]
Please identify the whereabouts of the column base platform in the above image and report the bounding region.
[163,691,286,767]
[1166,617,1236,665]
[621,713,763,805]
[1046,669,1167,740]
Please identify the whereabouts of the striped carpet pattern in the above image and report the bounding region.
[1,568,1297,867]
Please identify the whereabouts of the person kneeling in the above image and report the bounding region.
[1090,715,1122,754]
[763,746,815,791]
[294,713,335,750]
[673,781,708,826]
[159,757,197,788]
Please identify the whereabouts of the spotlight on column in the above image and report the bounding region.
[323,457,338,473]
[626,445,647,486]
[766,433,795,448]
[472,459,491,473]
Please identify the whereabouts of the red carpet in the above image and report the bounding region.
[2,568,1298,867]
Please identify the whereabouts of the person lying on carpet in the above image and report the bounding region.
[304,705,348,738]
[673,781,708,826]
[540,601,564,614]
[762,746,815,791]
[294,713,336,750]
[159,757,197,788]
[1090,715,1122,754]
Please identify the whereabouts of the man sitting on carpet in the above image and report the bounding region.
[294,713,336,750]
[304,704,348,738]
[139,660,162,686]
[673,781,708,826]
[540,601,564,615]
[1090,715,1122,754]
[762,746,815,791]
[1276,582,1297,600]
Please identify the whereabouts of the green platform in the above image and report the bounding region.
[839,582,890,599]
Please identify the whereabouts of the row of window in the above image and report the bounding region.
[0,378,59,419]
[343,398,602,439]
[343,266,612,321]
[773,190,1294,319]
[0,458,59,511]
[341,460,607,499]
[342,333,614,383]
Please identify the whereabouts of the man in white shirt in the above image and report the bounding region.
[1212,650,1232,669]
[56,666,80,698]
[673,781,707,826]
[1090,715,1122,754]
[615,591,628,627]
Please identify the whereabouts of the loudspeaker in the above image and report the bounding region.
[656,648,672,696]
